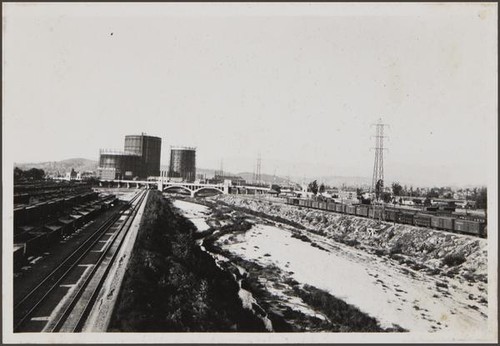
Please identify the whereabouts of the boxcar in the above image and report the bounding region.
[46,200,59,217]
[58,217,75,236]
[25,205,38,224]
[24,231,48,257]
[398,212,415,225]
[346,205,357,215]
[356,206,369,217]
[454,219,485,236]
[369,206,383,219]
[431,216,454,231]
[14,244,25,271]
[318,202,327,210]
[44,224,64,242]
[76,209,90,223]
[385,209,399,222]
[298,199,307,207]
[37,202,49,218]
[70,213,83,229]
[311,201,319,209]
[14,207,27,227]
[327,202,336,211]
[414,213,432,227]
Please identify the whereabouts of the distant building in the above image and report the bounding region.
[76,170,96,180]
[168,146,196,182]
[97,133,162,180]
[208,174,246,186]
[65,168,77,181]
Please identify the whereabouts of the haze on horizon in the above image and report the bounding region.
[3,3,497,188]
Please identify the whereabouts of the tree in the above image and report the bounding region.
[14,167,23,182]
[392,182,403,196]
[375,179,383,200]
[271,184,281,195]
[424,197,432,206]
[475,187,487,210]
[426,189,439,198]
[308,180,318,195]
[319,183,325,195]
[13,167,45,182]
[381,192,392,203]
[27,168,45,180]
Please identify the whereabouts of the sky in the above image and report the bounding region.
[3,3,497,187]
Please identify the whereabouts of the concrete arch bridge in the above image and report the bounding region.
[98,179,230,197]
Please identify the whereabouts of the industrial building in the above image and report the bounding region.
[124,135,162,177]
[168,146,196,182]
[97,134,162,180]
[208,174,246,186]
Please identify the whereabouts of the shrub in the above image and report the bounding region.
[293,285,405,332]
[443,253,466,267]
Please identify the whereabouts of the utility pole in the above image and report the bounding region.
[371,118,389,201]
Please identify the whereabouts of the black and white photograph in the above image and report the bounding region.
[2,2,498,343]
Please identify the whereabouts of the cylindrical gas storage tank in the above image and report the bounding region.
[98,150,142,180]
[124,134,162,177]
[168,146,196,182]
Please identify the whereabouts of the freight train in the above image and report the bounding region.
[285,198,486,238]
[14,194,118,270]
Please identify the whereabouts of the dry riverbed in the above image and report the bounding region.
[172,197,488,337]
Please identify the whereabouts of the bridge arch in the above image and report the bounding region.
[192,187,224,197]
[162,185,192,195]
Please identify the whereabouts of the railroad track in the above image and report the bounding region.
[14,189,148,332]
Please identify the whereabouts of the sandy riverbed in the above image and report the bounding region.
[173,198,489,338]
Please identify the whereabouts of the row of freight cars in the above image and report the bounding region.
[285,198,486,238]
[14,183,93,205]
[13,194,118,270]
[14,191,99,228]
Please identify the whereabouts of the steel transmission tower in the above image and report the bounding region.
[371,119,388,198]
[255,153,262,185]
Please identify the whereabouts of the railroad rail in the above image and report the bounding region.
[14,189,148,332]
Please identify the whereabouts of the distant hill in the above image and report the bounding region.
[15,158,98,176]
[14,159,370,188]
[237,172,293,185]
[312,175,372,188]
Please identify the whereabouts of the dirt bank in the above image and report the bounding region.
[213,195,487,284]
[109,191,268,332]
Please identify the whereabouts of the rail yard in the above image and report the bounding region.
[13,181,147,332]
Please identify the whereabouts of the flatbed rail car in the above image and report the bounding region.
[285,197,486,238]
